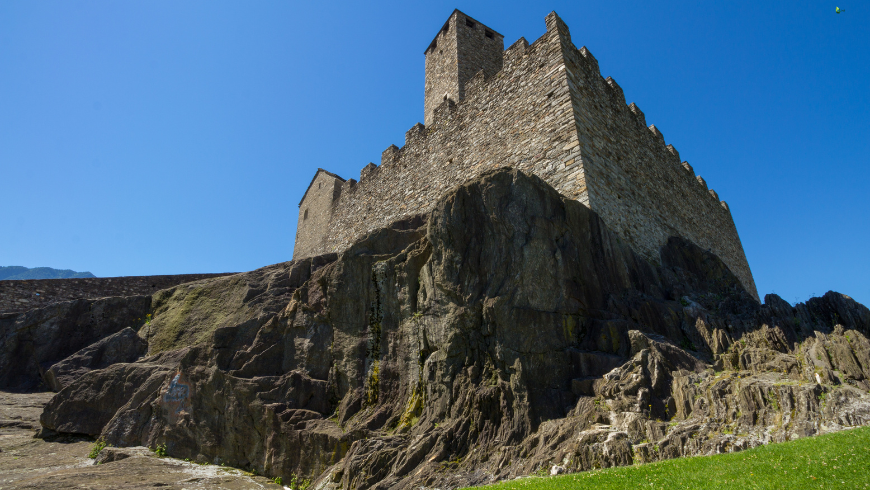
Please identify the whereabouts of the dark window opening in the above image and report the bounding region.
[431,40,437,51]
[485,30,494,39]
[439,49,442,55]
[442,24,449,33]
[303,209,308,220]
[318,182,321,189]
[466,19,475,28]
[443,95,448,101]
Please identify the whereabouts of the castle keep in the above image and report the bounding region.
[294,10,758,300]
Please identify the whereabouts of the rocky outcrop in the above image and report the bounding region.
[0,296,151,390]
[43,327,148,392]
[36,169,870,489]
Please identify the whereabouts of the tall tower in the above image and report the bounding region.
[424,10,504,126]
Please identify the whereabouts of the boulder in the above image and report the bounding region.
[0,295,151,390]
[94,446,155,465]
[43,327,148,392]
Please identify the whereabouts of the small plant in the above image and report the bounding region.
[88,437,108,459]
[412,311,423,319]
[286,473,311,490]
[680,337,696,351]
[152,443,167,457]
[680,298,689,307]
[145,313,152,325]
[766,393,780,411]
[274,476,283,485]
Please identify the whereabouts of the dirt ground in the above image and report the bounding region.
[0,391,285,490]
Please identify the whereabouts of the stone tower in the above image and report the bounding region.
[293,169,345,260]
[295,11,759,300]
[424,10,504,126]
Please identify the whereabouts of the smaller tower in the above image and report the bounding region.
[424,10,504,126]
[294,169,345,260]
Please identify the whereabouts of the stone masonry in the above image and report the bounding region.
[0,273,236,314]
[294,10,759,300]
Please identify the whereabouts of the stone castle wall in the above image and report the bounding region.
[319,21,582,254]
[549,16,758,299]
[0,273,235,314]
[424,13,459,127]
[424,11,505,126]
[294,170,345,260]
[295,12,758,300]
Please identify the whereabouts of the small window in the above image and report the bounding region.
[466,19,475,28]
[439,49,443,55]
[443,94,448,101]
[318,182,321,189]
[442,24,449,34]
[303,209,308,220]
[431,40,437,50]
[485,30,494,39]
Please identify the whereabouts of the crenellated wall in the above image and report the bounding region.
[548,13,757,299]
[318,22,580,255]
[294,11,758,300]
[0,273,236,314]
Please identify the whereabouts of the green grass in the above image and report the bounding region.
[467,426,870,489]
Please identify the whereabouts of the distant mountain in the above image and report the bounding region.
[0,266,96,280]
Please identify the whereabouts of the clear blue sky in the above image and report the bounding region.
[1,1,867,307]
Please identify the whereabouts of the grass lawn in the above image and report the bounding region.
[468,426,870,489]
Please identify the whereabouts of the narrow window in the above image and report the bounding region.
[303,209,308,220]
[466,19,475,28]
[442,24,449,34]
[431,40,437,50]
[443,94,448,101]
[485,30,494,39]
[318,182,322,189]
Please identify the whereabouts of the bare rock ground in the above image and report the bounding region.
[0,391,282,489]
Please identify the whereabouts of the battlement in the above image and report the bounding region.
[424,10,504,126]
[294,10,758,300]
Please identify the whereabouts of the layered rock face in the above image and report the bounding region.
[0,296,151,390]
[35,169,870,489]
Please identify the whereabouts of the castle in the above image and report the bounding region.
[293,10,758,300]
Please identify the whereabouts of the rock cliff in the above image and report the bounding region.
[29,168,870,489]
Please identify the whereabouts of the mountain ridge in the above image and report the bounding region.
[0,266,96,280]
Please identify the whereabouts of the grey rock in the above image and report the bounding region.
[93,446,155,465]
[0,295,150,390]
[43,327,148,392]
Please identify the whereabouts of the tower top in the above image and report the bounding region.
[423,10,504,126]
[425,10,503,54]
